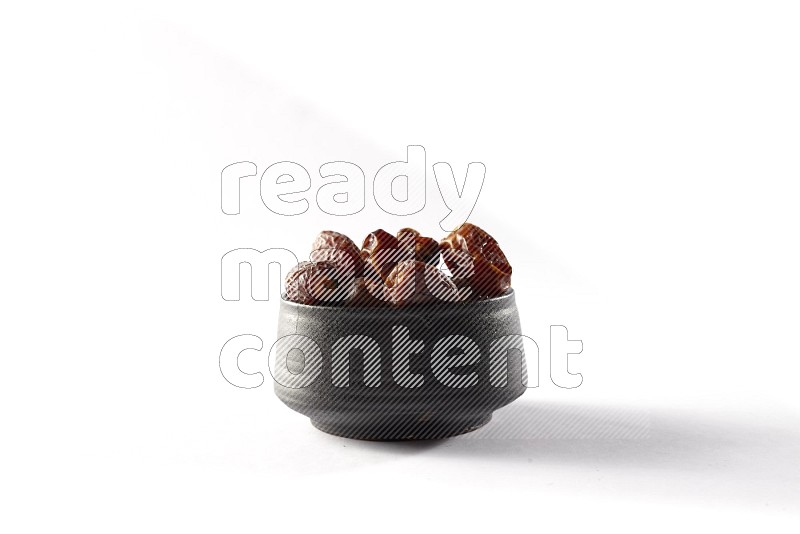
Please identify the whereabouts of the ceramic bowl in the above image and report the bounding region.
[273,290,527,440]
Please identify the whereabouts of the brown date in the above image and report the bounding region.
[351,259,389,305]
[284,261,355,305]
[397,228,440,266]
[309,230,364,276]
[384,260,462,306]
[440,223,512,297]
[361,229,403,280]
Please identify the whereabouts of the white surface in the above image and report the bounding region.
[2,1,800,531]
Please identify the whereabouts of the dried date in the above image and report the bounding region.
[440,223,512,297]
[384,260,462,306]
[309,230,363,276]
[397,228,439,266]
[284,260,355,305]
[361,229,404,279]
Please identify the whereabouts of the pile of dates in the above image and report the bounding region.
[284,223,512,307]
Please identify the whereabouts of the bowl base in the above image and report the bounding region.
[310,413,492,441]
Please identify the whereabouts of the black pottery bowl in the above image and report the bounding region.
[273,290,527,440]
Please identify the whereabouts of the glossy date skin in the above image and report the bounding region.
[384,259,463,306]
[439,223,512,298]
[397,228,439,266]
[361,229,401,280]
[309,230,364,277]
[284,224,511,306]
[284,260,355,305]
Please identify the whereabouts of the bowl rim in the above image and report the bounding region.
[279,288,516,315]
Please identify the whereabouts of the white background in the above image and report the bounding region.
[2,1,800,531]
